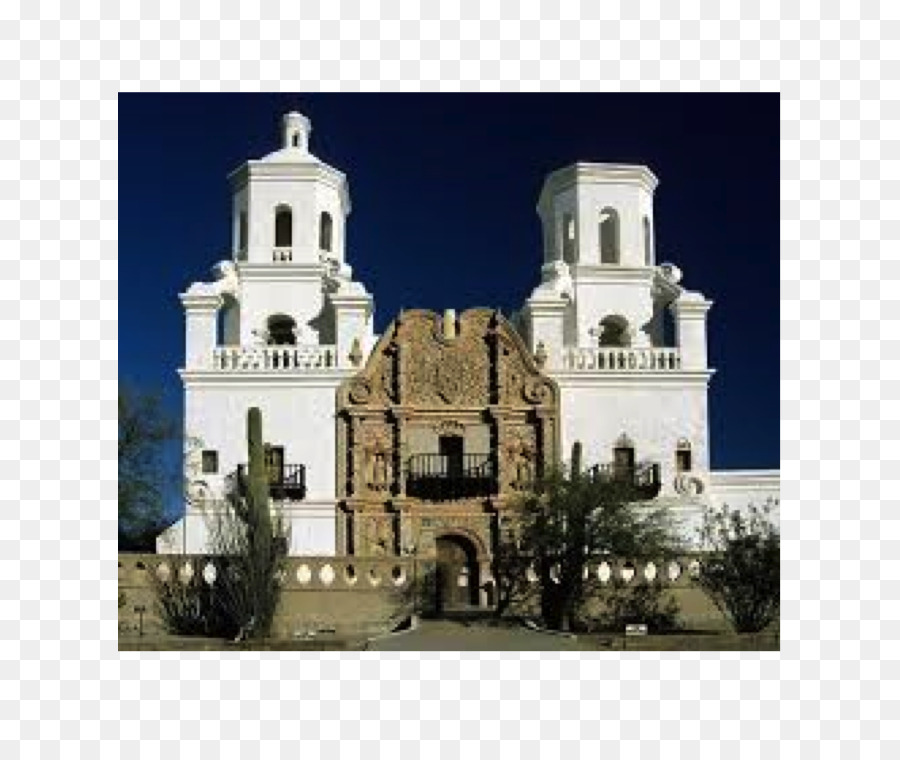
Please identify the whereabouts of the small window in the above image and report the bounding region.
[676,444,692,473]
[292,133,299,147]
[319,211,333,252]
[201,450,218,474]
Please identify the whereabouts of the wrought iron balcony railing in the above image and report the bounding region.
[406,453,496,500]
[235,463,307,500]
[588,463,662,499]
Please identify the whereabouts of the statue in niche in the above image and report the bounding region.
[366,516,393,556]
[363,429,393,492]
[504,430,537,490]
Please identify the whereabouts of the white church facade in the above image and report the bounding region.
[158,112,779,560]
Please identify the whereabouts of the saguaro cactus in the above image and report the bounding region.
[245,407,272,563]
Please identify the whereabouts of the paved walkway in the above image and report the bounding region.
[367,619,590,651]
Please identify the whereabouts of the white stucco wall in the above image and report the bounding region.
[183,380,344,501]
[238,268,326,345]
[572,271,656,348]
[554,376,711,498]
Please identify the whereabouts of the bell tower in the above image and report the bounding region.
[219,111,372,360]
[523,163,666,361]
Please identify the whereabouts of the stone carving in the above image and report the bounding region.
[504,427,537,490]
[361,427,393,492]
[433,420,466,436]
[523,377,552,405]
[364,516,395,556]
[674,473,705,496]
[348,378,372,405]
[336,308,560,559]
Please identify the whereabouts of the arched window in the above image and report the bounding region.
[599,207,620,264]
[676,439,692,473]
[237,211,248,257]
[274,206,292,248]
[613,433,635,478]
[643,216,653,266]
[319,211,333,252]
[562,213,576,264]
[267,314,296,346]
[597,315,631,347]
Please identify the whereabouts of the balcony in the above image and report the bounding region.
[406,453,497,501]
[588,462,662,499]
[235,463,307,500]
[212,345,337,372]
[561,347,681,372]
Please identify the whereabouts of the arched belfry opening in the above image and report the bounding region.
[643,216,653,266]
[597,315,631,347]
[267,314,297,346]
[599,207,620,264]
[319,211,333,252]
[562,213,576,264]
[274,206,292,248]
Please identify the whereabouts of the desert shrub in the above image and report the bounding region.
[696,503,780,634]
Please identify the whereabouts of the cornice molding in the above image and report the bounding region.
[539,162,659,209]
[237,262,325,281]
[179,369,353,388]
[547,369,716,389]
[570,265,656,283]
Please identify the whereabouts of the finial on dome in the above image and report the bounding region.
[282,111,311,151]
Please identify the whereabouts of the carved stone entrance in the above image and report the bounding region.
[435,534,479,612]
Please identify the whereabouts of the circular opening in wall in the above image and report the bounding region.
[391,566,406,586]
[688,559,702,579]
[136,561,146,570]
[368,568,382,587]
[621,562,636,584]
[597,561,611,584]
[296,564,312,585]
[179,562,194,584]
[155,562,171,582]
[344,565,357,585]
[667,561,682,581]
[525,565,538,584]
[319,564,335,586]
[202,562,217,586]
[644,562,657,582]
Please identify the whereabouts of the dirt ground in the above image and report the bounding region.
[120,620,778,652]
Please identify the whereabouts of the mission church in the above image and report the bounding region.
[158,112,779,603]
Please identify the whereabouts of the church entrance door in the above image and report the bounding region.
[435,534,479,613]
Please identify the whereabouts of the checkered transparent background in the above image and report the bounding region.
[1,0,896,756]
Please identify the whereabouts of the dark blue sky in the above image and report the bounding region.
[120,93,779,470]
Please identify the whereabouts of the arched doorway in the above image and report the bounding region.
[435,534,479,612]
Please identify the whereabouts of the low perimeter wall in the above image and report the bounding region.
[119,553,730,641]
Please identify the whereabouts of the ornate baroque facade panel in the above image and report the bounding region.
[336,308,560,559]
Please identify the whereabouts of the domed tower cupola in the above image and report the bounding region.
[537,162,658,269]
[228,111,351,267]
[282,111,311,152]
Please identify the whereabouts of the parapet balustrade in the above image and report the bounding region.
[212,344,337,371]
[272,247,293,262]
[560,346,682,372]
